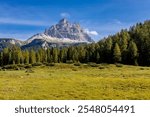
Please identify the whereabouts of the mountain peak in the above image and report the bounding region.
[44,19,94,42]
[59,18,69,24]
[27,19,94,47]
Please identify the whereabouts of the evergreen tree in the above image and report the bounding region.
[47,49,51,63]
[29,49,36,64]
[3,48,9,65]
[52,48,58,63]
[113,43,121,63]
[0,52,3,66]
[36,52,41,63]
[23,50,29,64]
[128,41,138,65]
[96,51,100,63]
[72,49,79,62]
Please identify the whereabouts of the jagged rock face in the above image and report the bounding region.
[44,18,94,42]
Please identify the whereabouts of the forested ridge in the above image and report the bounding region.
[0,20,150,66]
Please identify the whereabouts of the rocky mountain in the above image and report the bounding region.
[0,18,94,50]
[0,38,24,51]
[27,18,94,44]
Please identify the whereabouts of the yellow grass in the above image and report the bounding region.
[0,64,150,100]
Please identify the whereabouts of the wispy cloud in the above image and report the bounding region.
[60,12,70,18]
[0,17,49,26]
[0,32,35,40]
[113,19,122,25]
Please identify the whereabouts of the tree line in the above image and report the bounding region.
[0,20,150,66]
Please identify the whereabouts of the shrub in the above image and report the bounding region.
[17,64,26,68]
[140,68,145,70]
[115,63,123,67]
[32,62,43,66]
[24,64,32,69]
[99,66,105,69]
[46,63,55,66]
[74,62,81,66]
[3,64,18,70]
[88,62,99,67]
[25,69,34,73]
[66,60,73,64]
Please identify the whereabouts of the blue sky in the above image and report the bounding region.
[0,0,150,41]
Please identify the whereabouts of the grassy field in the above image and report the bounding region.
[0,63,150,100]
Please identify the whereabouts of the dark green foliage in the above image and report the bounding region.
[113,43,121,63]
[29,49,36,64]
[128,41,139,65]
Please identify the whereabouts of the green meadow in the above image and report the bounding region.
[0,63,150,100]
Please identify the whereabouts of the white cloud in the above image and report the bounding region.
[60,12,70,18]
[84,29,99,36]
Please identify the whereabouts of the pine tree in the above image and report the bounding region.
[52,48,58,63]
[72,49,79,62]
[96,51,100,63]
[3,48,9,65]
[47,49,51,63]
[113,43,121,63]
[0,52,3,66]
[29,49,36,64]
[128,41,138,65]
[36,52,41,63]
[23,50,29,64]
[104,38,113,63]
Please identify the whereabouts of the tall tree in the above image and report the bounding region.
[113,43,121,63]
[128,41,138,65]
[52,48,58,63]
[0,52,3,66]
[29,49,36,64]
[23,50,29,64]
[3,48,9,65]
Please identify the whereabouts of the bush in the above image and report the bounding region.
[88,62,99,67]
[99,66,105,69]
[3,64,18,70]
[74,62,81,66]
[24,64,32,69]
[25,69,34,73]
[140,68,145,70]
[115,63,123,67]
[46,63,55,66]
[66,60,73,64]
[17,64,26,68]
